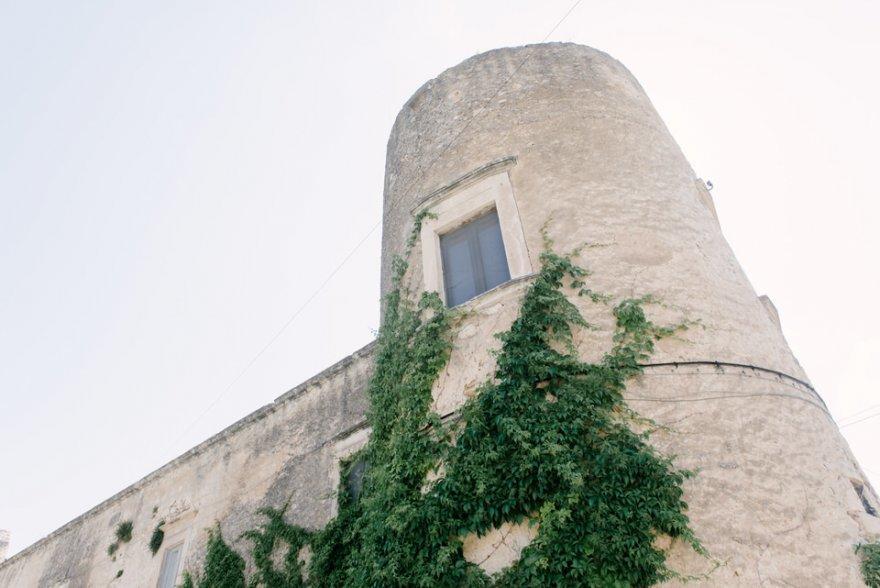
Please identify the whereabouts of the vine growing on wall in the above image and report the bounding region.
[243,506,312,588]
[858,541,880,588]
[181,218,705,586]
[180,526,246,588]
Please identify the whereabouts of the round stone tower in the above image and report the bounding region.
[381,43,879,585]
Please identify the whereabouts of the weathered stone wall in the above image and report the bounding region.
[0,531,9,562]
[0,344,374,587]
[634,364,875,585]
[381,43,880,585]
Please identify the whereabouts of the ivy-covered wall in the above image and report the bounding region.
[178,236,710,586]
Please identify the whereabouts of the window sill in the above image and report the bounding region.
[447,272,537,311]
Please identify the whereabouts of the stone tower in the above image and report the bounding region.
[1,42,878,588]
[381,43,879,585]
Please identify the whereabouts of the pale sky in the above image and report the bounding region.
[1,0,878,558]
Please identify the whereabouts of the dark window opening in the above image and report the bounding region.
[852,480,879,517]
[440,209,511,307]
[345,458,368,502]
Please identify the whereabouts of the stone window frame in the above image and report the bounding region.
[156,540,185,588]
[148,509,196,588]
[414,159,532,306]
[328,426,371,517]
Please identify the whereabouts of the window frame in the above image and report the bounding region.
[156,541,185,588]
[329,426,371,517]
[148,510,195,588]
[416,166,532,306]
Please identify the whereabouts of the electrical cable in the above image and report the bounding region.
[163,0,585,457]
[840,410,880,429]
[839,403,880,422]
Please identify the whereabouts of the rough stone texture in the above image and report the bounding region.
[3,43,878,586]
[0,344,373,587]
[631,365,878,585]
[461,520,538,576]
[0,531,9,562]
[382,43,880,584]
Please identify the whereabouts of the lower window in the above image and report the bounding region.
[157,542,183,588]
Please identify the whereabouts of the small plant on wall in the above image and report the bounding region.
[107,519,133,559]
[115,520,133,543]
[149,520,165,556]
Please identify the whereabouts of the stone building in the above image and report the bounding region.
[1,43,877,586]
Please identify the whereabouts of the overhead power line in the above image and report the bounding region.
[163,0,584,457]
[840,410,880,429]
[837,403,880,424]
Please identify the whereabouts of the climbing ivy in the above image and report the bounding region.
[243,506,312,587]
[308,222,456,586]
[181,526,246,588]
[182,219,705,586]
[858,541,880,588]
[306,241,704,587]
[180,571,195,588]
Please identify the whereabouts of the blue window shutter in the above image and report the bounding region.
[440,210,510,306]
[473,211,511,292]
[158,544,182,588]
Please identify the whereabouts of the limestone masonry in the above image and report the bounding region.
[2,43,877,586]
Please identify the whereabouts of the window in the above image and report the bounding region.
[157,543,183,588]
[416,162,532,306]
[330,426,371,517]
[440,210,511,306]
[345,457,368,502]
